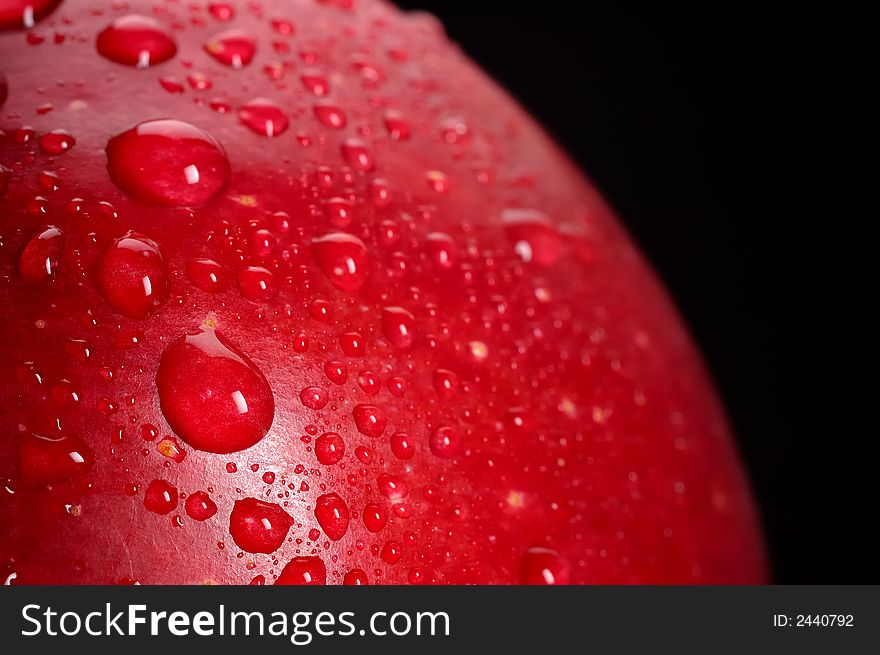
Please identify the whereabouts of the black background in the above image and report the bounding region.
[396,1,875,582]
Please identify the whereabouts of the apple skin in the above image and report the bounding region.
[0,0,766,584]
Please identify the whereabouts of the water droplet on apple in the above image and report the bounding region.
[313,102,347,129]
[156,327,274,453]
[96,232,168,318]
[18,433,94,486]
[186,258,226,292]
[311,232,369,292]
[502,208,563,266]
[229,497,293,553]
[106,119,230,207]
[352,403,386,437]
[314,432,345,465]
[429,426,460,458]
[381,306,416,348]
[314,492,350,541]
[276,556,326,585]
[389,432,414,460]
[18,226,62,283]
[238,97,289,137]
[143,479,178,515]
[300,385,328,410]
[518,547,570,584]
[340,139,375,171]
[39,129,75,155]
[96,14,177,68]
[204,29,256,68]
[185,490,217,521]
[362,503,387,532]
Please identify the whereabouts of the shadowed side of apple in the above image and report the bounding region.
[0,0,766,584]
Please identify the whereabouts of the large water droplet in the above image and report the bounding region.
[204,29,256,68]
[96,15,177,68]
[156,327,274,453]
[18,226,63,284]
[106,119,230,207]
[518,547,570,584]
[96,232,168,318]
[229,497,293,553]
[0,0,61,30]
[238,97,289,137]
[314,492,350,541]
[275,556,326,585]
[311,232,369,292]
[352,404,387,437]
[18,433,94,486]
[502,208,563,266]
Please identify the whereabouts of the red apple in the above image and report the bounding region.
[0,0,766,584]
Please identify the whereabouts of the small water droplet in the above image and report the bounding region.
[208,2,235,21]
[300,71,329,96]
[96,14,177,68]
[339,331,364,357]
[377,473,408,500]
[156,327,274,454]
[106,119,230,207]
[229,497,293,553]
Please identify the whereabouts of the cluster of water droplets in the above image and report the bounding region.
[0,0,613,585]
